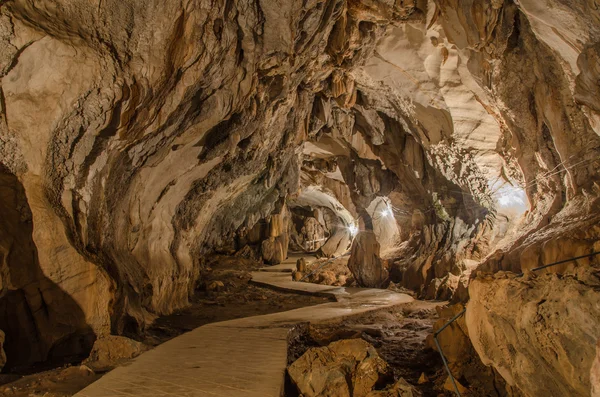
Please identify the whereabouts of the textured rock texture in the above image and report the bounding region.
[466,267,600,397]
[83,335,148,372]
[288,338,392,397]
[1,0,600,385]
[348,230,388,288]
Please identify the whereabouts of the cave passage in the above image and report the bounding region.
[0,0,600,396]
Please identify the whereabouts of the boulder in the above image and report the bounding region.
[261,235,287,265]
[443,377,468,395]
[288,339,391,397]
[348,231,388,288]
[83,336,148,371]
[425,304,471,378]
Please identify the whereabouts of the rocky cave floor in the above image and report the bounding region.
[0,255,462,397]
[285,301,449,397]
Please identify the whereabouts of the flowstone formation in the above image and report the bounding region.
[0,0,600,395]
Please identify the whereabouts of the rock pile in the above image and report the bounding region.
[288,338,420,397]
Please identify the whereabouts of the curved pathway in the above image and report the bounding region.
[75,255,413,397]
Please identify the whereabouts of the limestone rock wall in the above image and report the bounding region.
[466,267,600,397]
[1,0,600,378]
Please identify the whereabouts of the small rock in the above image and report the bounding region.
[292,271,303,281]
[296,257,307,272]
[206,280,225,292]
[83,335,148,371]
[443,376,468,394]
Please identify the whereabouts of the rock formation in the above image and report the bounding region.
[466,267,600,397]
[0,1,599,394]
[288,338,392,397]
[348,230,388,288]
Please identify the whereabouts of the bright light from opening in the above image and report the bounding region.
[380,209,393,218]
[348,225,358,236]
[492,183,529,218]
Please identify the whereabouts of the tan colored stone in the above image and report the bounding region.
[348,231,388,288]
[467,267,600,397]
[296,257,307,272]
[83,336,148,371]
[292,271,303,281]
[367,377,421,397]
[288,339,391,397]
[206,280,225,292]
[443,376,468,395]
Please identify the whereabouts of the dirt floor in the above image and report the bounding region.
[285,300,451,397]
[0,255,331,397]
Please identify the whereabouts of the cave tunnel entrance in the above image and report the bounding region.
[288,186,356,258]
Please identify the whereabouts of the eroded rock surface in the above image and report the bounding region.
[288,338,392,397]
[0,0,599,386]
[466,267,600,397]
[348,231,388,288]
[83,335,148,372]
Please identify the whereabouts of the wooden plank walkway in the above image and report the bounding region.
[75,256,413,397]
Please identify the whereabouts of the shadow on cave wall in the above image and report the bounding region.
[0,164,95,373]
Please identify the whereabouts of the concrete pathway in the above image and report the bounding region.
[75,256,413,397]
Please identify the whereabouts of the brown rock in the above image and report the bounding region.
[443,376,468,395]
[288,339,391,397]
[426,304,471,378]
[318,270,338,286]
[83,336,148,371]
[467,267,600,397]
[296,257,307,273]
[206,280,225,292]
[292,271,303,282]
[261,235,288,265]
[348,231,388,288]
